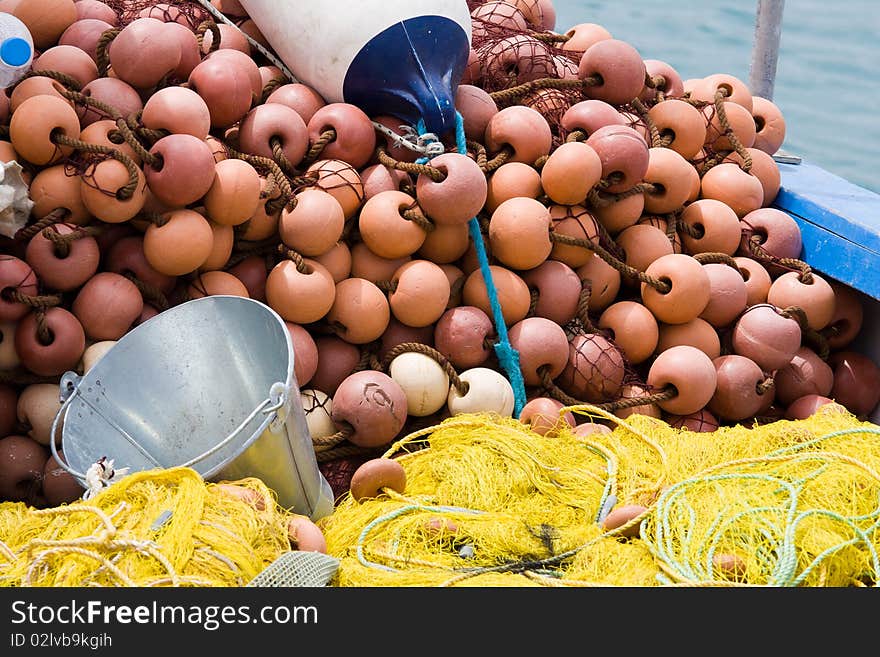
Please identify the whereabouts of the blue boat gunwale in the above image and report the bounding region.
[774,159,880,301]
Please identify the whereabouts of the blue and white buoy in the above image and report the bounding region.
[236,0,472,137]
[0,12,32,89]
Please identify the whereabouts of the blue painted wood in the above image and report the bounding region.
[773,160,880,300]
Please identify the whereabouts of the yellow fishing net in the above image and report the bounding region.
[320,404,880,587]
[0,468,294,587]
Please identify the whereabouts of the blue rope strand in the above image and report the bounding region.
[412,112,527,416]
[453,112,526,416]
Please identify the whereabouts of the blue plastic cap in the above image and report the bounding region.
[1,37,30,67]
[344,15,469,138]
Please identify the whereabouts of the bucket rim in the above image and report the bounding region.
[57,295,296,481]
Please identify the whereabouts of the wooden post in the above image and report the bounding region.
[748,0,786,100]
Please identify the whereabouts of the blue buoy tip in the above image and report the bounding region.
[1,37,30,67]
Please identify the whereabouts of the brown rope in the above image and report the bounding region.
[113,111,168,146]
[123,272,170,312]
[778,258,814,285]
[139,211,170,228]
[376,147,446,182]
[530,31,571,44]
[233,235,281,255]
[540,366,584,407]
[381,342,469,396]
[448,275,465,309]
[695,151,731,178]
[260,75,289,104]
[677,218,704,239]
[467,140,488,170]
[62,89,120,120]
[756,377,775,396]
[352,342,381,373]
[112,117,162,170]
[549,232,672,293]
[587,181,656,209]
[631,98,661,148]
[21,69,82,91]
[226,146,296,211]
[484,145,514,173]
[805,331,831,361]
[657,131,674,148]
[663,213,678,244]
[291,171,321,190]
[692,251,743,273]
[744,234,813,284]
[2,289,62,308]
[402,205,436,233]
[300,129,338,168]
[14,208,69,242]
[40,224,102,258]
[713,88,752,173]
[276,244,312,274]
[596,385,678,412]
[488,76,600,105]
[53,133,142,201]
[34,308,52,346]
[779,304,809,328]
[779,305,831,361]
[577,279,596,332]
[593,216,627,262]
[312,423,354,452]
[270,137,294,175]
[95,28,121,77]
[643,72,668,91]
[314,443,383,463]
[375,279,398,294]
[195,20,222,53]
[527,287,540,318]
[565,129,587,143]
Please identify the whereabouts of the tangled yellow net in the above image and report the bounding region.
[320,404,880,587]
[0,468,293,587]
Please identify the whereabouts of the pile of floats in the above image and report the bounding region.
[0,0,879,541]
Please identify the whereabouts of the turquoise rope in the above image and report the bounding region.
[647,464,880,586]
[355,502,485,572]
[415,118,430,165]
[413,112,527,416]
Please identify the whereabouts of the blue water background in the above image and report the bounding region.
[551,0,880,194]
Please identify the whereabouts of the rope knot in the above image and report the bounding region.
[83,457,130,501]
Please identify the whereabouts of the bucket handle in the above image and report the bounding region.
[50,373,289,483]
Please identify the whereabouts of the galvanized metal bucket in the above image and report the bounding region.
[50,295,335,521]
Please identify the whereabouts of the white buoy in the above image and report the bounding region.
[0,13,33,89]
[389,352,450,417]
[81,341,117,373]
[235,0,472,136]
[447,367,515,417]
[300,389,336,440]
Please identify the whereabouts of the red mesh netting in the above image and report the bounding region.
[103,0,210,29]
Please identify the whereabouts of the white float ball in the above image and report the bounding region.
[300,389,336,439]
[82,340,117,373]
[447,367,515,417]
[389,352,450,417]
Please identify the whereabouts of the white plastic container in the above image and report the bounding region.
[0,12,33,89]
[237,0,472,137]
